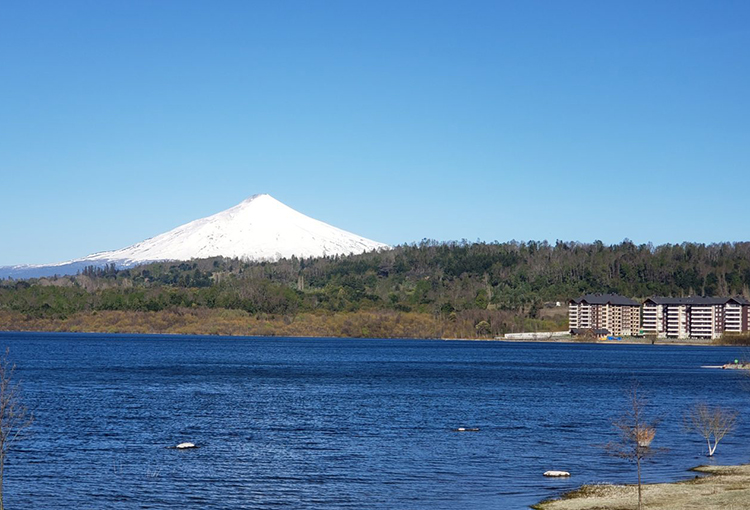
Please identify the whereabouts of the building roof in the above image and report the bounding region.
[643,296,750,306]
[570,293,639,306]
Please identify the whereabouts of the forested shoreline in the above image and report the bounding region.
[2,240,749,339]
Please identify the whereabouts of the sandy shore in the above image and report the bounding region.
[532,464,750,510]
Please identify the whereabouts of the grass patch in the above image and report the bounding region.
[531,483,629,509]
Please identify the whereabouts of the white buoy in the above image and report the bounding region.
[175,442,196,449]
[544,470,571,477]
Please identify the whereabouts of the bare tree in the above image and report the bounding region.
[606,382,662,510]
[685,403,737,457]
[0,350,33,510]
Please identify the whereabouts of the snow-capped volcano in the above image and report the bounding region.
[0,194,388,279]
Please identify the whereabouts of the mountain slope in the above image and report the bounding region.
[1,194,388,278]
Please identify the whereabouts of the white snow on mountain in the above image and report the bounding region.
[0,194,388,279]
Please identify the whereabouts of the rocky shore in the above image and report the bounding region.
[721,362,750,370]
[532,464,750,510]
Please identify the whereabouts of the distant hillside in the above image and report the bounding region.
[1,240,749,338]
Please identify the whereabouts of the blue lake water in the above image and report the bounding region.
[0,332,748,509]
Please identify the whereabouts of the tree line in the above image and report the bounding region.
[1,240,750,337]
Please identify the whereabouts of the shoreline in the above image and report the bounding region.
[532,463,750,510]
[0,309,748,347]
[490,336,717,347]
[0,327,748,348]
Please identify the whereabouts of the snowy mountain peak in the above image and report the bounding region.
[0,195,389,279]
[238,193,271,206]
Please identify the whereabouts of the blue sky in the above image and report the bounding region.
[1,1,748,265]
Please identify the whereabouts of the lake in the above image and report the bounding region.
[0,332,748,509]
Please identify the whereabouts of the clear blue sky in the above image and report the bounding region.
[1,1,748,265]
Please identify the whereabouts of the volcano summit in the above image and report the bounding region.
[1,194,388,279]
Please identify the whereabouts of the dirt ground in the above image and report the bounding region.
[532,464,750,510]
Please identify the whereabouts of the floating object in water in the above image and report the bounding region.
[454,427,480,432]
[544,470,571,477]
[175,442,197,449]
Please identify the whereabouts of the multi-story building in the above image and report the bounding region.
[569,293,641,336]
[641,296,750,339]
[724,299,748,334]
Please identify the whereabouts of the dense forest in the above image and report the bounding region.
[1,240,749,338]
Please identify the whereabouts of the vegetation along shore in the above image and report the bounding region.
[2,241,750,341]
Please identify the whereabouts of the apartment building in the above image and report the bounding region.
[569,293,641,336]
[724,298,748,334]
[641,296,750,339]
